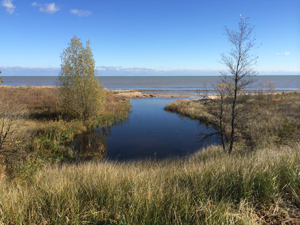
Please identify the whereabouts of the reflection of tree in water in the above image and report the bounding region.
[73,128,109,162]
[197,121,221,149]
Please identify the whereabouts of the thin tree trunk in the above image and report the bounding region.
[229,51,241,154]
[228,78,237,154]
[219,96,226,152]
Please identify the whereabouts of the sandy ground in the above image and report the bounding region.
[114,90,300,100]
[113,92,155,100]
[113,91,220,102]
[113,91,201,100]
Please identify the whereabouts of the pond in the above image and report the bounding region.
[74,97,220,161]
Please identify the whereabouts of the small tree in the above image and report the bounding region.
[0,71,3,84]
[58,36,105,121]
[219,15,258,154]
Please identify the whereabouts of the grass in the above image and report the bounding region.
[165,99,216,125]
[165,91,300,149]
[0,144,299,224]
[105,89,138,94]
[0,86,131,123]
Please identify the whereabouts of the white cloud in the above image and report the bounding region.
[0,66,60,76]
[258,69,300,75]
[1,66,299,77]
[284,52,291,56]
[275,53,280,55]
[39,3,59,14]
[70,9,92,17]
[31,2,41,6]
[1,0,15,14]
[95,66,221,76]
[32,2,59,14]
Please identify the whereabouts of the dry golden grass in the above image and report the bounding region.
[165,92,300,149]
[0,144,299,224]
[105,88,137,94]
[0,86,131,176]
[0,86,131,119]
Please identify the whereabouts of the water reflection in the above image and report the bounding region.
[73,97,221,161]
[73,129,108,161]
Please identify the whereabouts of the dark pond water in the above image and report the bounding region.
[74,97,220,161]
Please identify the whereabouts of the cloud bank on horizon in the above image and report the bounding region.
[0,66,299,76]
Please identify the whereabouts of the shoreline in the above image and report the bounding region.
[113,91,195,99]
[113,90,300,100]
[1,85,299,100]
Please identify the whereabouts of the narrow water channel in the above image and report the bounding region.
[74,97,220,161]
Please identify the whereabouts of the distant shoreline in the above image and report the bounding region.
[1,75,300,77]
[1,85,299,99]
[1,75,299,93]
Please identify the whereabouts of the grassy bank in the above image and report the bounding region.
[165,92,300,149]
[0,144,299,224]
[0,86,131,176]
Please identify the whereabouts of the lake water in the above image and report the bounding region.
[1,76,299,93]
[74,97,220,161]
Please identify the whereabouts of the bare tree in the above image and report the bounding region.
[220,15,258,154]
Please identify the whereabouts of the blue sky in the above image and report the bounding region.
[1,0,299,76]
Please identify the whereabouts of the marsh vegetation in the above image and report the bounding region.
[0,86,299,224]
[0,86,130,178]
[165,91,300,150]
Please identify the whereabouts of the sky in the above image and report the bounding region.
[0,0,300,76]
